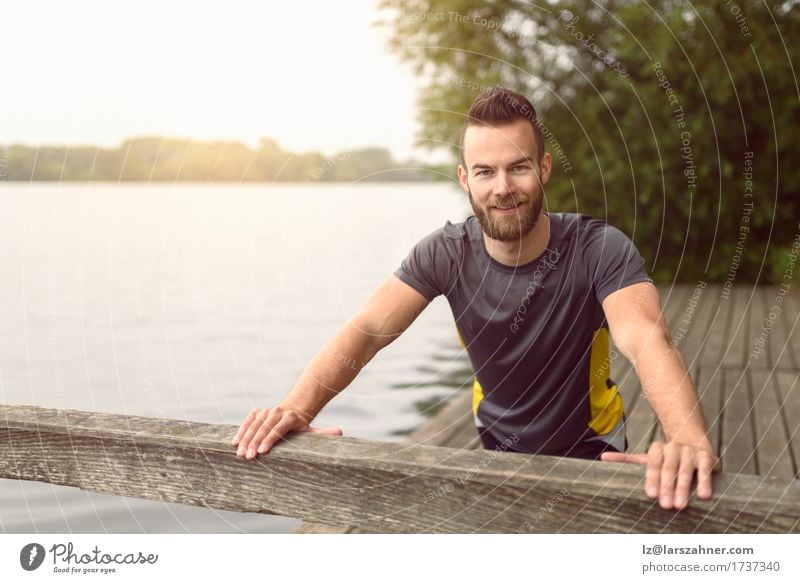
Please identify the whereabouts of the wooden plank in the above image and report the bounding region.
[720,368,757,475]
[662,284,693,328]
[771,285,799,369]
[750,369,795,479]
[676,282,718,370]
[297,386,477,533]
[0,403,797,534]
[440,417,482,449]
[776,290,800,369]
[745,286,799,371]
[696,366,723,457]
[749,287,779,369]
[774,371,800,479]
[300,400,483,534]
[772,370,800,534]
[722,285,752,368]
[298,390,477,533]
[700,285,733,366]
[746,286,766,368]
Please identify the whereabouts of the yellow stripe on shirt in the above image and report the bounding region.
[588,327,624,435]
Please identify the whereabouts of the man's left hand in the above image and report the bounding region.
[600,441,722,510]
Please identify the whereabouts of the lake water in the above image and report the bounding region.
[0,182,474,533]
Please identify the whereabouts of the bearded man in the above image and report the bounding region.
[233,85,720,511]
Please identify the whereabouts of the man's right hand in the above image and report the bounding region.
[231,406,343,460]
[230,275,427,461]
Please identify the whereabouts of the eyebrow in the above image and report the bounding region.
[470,156,535,171]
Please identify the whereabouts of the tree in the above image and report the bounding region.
[375,0,800,283]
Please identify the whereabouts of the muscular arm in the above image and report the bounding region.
[232,274,430,459]
[278,274,430,421]
[600,282,720,509]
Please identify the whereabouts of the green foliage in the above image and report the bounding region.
[376,0,799,283]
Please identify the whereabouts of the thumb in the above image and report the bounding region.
[600,451,648,465]
[308,426,343,436]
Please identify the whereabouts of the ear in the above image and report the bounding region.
[539,152,553,185]
[457,164,470,193]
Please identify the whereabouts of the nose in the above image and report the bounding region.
[492,169,515,197]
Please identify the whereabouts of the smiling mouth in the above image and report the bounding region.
[493,201,525,211]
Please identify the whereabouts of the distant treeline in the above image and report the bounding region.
[1,137,450,182]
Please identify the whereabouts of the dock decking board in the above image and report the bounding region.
[697,366,723,458]
[723,286,751,368]
[774,370,799,478]
[781,292,800,369]
[700,285,733,366]
[720,367,757,475]
[750,369,796,480]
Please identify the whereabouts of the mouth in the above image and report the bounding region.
[492,201,525,214]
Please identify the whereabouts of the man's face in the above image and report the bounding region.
[457,119,552,242]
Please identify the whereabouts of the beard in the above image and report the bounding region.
[468,185,544,242]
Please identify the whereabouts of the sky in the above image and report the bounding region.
[1,0,433,161]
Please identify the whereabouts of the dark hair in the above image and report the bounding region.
[459,85,545,169]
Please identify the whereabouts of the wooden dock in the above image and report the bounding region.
[295,284,800,532]
[1,284,798,533]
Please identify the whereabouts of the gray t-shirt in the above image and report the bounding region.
[394,212,653,455]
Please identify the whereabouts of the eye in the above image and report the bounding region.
[512,165,530,172]
[476,169,491,177]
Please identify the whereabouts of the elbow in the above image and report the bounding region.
[348,313,399,353]
[614,336,638,365]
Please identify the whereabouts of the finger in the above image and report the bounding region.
[600,451,648,464]
[232,409,258,446]
[695,454,716,499]
[308,426,343,436]
[246,409,288,458]
[235,409,264,455]
[673,447,696,510]
[659,443,681,509]
[237,408,270,457]
[644,443,664,500]
[254,414,304,457]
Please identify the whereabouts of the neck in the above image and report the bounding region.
[483,212,550,267]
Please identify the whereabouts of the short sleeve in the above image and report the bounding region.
[393,225,455,301]
[581,221,653,304]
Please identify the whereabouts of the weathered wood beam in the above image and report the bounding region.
[1,404,797,533]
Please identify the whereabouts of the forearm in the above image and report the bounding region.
[634,336,713,451]
[279,319,384,422]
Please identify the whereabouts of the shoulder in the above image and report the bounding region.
[556,212,635,250]
[444,217,474,241]
[396,218,469,300]
[414,217,472,249]
[555,212,610,233]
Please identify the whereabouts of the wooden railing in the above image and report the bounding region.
[1,404,798,533]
